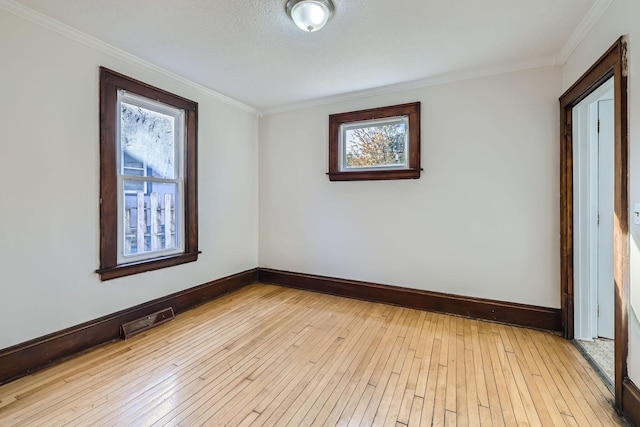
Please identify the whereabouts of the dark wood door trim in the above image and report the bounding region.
[559,37,629,411]
[622,379,640,426]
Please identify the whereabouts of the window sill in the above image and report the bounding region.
[328,168,421,181]
[96,251,200,281]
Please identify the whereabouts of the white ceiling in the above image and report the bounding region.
[12,0,601,113]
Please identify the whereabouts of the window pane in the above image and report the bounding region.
[123,151,145,177]
[121,101,176,179]
[123,181,179,257]
[342,119,408,169]
[123,168,145,177]
[123,180,145,193]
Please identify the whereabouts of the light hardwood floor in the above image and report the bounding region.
[0,284,628,426]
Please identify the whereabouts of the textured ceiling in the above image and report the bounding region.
[13,0,597,112]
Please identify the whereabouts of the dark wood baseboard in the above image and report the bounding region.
[258,268,561,331]
[0,268,258,386]
[623,379,640,427]
[0,267,565,386]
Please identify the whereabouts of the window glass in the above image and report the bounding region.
[341,117,409,170]
[122,181,179,256]
[120,100,176,180]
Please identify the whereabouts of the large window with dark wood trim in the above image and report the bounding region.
[328,102,421,181]
[98,67,199,281]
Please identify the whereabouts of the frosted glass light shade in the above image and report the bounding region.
[286,0,334,32]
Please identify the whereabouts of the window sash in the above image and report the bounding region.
[115,91,185,264]
[338,116,410,172]
[116,177,185,263]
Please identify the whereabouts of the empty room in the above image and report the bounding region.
[1,0,639,425]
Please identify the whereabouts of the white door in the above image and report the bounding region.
[572,78,614,341]
[597,98,614,339]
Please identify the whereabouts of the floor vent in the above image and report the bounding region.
[122,307,175,339]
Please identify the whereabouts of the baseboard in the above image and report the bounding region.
[258,268,561,331]
[0,268,258,386]
[623,379,640,427]
[0,267,564,386]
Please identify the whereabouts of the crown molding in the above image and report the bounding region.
[1,0,611,118]
[0,0,258,116]
[263,0,615,118]
[555,0,614,65]
[261,55,557,116]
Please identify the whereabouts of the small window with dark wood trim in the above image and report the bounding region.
[97,67,199,281]
[328,102,421,181]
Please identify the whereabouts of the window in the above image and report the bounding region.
[328,102,421,181]
[98,67,199,280]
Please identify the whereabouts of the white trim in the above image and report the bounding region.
[555,0,614,65]
[261,55,557,116]
[573,100,594,340]
[0,0,611,117]
[0,0,258,116]
[264,0,615,118]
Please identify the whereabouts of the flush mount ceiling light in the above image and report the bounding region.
[286,0,335,32]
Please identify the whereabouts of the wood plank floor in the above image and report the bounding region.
[0,284,628,426]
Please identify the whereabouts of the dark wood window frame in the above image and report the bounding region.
[328,102,421,181]
[559,37,628,411]
[97,67,199,281]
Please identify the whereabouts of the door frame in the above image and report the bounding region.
[559,37,628,410]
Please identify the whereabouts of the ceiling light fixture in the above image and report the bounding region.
[286,0,335,32]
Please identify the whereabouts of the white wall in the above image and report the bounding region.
[0,9,259,349]
[561,0,640,387]
[259,67,562,308]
